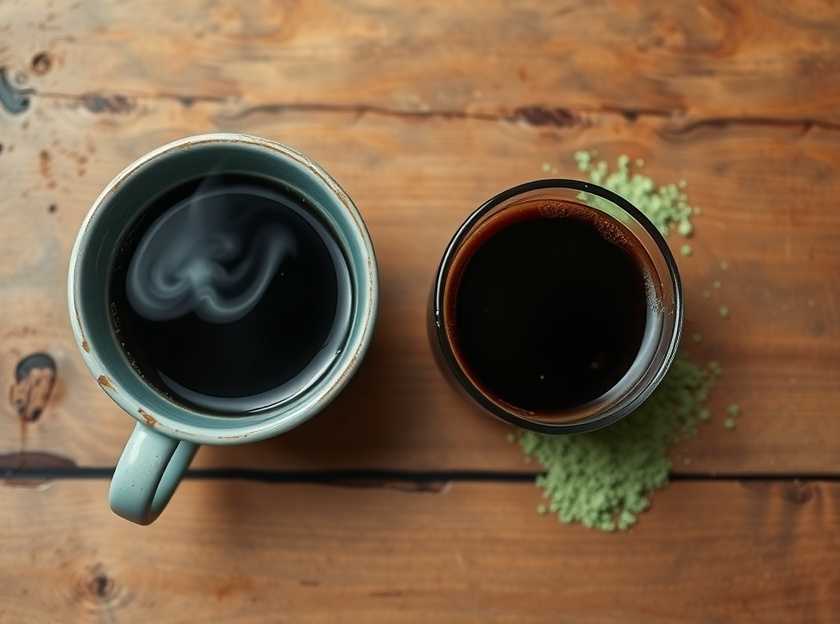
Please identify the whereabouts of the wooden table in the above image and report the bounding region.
[2,2,839,621]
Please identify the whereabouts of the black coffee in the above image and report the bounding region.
[109,174,352,414]
[447,200,656,413]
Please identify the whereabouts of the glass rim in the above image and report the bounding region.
[431,178,684,434]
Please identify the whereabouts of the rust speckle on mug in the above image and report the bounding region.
[138,408,157,427]
[97,375,113,390]
[73,304,88,350]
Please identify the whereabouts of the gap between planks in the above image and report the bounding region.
[4,467,840,486]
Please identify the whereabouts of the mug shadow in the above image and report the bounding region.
[258,320,404,468]
[199,271,442,471]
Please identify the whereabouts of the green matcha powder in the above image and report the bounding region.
[516,152,720,531]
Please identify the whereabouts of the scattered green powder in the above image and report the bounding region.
[713,280,721,289]
[702,290,711,299]
[720,260,729,271]
[516,152,720,532]
[519,359,715,531]
[573,151,694,236]
[574,150,592,170]
[542,162,552,173]
[719,305,730,319]
[724,404,740,431]
[680,244,693,257]
[692,333,703,343]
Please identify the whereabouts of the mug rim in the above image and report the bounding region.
[68,133,378,445]
[431,178,683,434]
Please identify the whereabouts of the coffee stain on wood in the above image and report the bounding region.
[9,353,57,422]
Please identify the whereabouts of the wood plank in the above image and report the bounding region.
[1,96,839,473]
[1,480,838,623]
[2,0,840,473]
[1,1,840,122]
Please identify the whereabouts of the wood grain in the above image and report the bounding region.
[2,1,840,123]
[1,3,838,622]
[1,479,838,623]
[1,0,839,474]
[1,102,839,473]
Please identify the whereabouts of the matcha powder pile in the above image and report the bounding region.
[517,152,717,531]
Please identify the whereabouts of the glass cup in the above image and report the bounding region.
[429,179,683,434]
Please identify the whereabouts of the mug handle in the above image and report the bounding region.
[109,422,198,525]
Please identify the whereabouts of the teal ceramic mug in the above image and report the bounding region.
[68,134,378,524]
